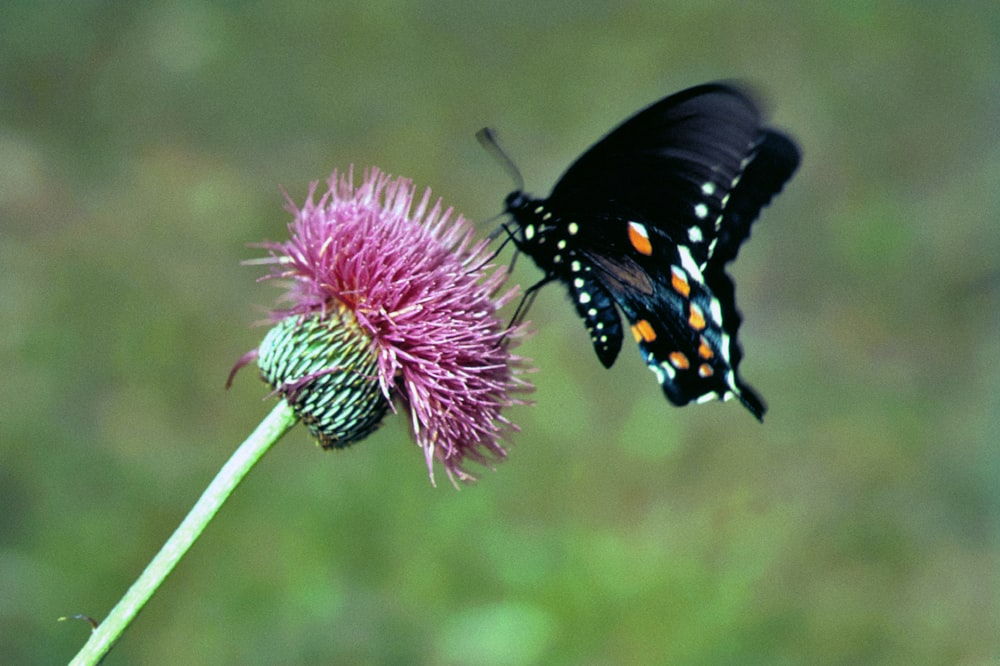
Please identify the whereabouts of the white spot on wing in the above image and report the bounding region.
[649,363,666,384]
[659,360,676,382]
[694,203,709,219]
[695,392,718,405]
[688,226,703,243]
[719,331,732,363]
[677,245,702,280]
[709,297,723,324]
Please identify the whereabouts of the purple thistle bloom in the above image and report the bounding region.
[249,167,531,485]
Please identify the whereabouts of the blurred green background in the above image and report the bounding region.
[2,2,997,664]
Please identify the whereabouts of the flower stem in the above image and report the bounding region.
[68,400,299,666]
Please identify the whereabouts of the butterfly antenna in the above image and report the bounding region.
[477,127,524,192]
[475,127,534,334]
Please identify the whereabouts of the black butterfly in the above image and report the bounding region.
[482,82,800,420]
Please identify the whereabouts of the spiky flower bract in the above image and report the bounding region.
[252,167,530,485]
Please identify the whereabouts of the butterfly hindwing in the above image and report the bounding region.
[583,235,765,419]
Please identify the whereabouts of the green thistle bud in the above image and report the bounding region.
[257,306,389,449]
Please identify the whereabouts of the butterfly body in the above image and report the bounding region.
[503,191,625,368]
[499,83,800,420]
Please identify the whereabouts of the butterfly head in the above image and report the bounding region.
[502,191,552,248]
[503,189,531,216]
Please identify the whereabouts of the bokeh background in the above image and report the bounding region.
[2,2,997,664]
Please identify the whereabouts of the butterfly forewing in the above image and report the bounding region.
[548,84,765,266]
[710,130,802,265]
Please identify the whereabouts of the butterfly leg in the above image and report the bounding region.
[508,275,553,328]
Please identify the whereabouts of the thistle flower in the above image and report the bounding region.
[243,167,531,485]
[67,168,533,666]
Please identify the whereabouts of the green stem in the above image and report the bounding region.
[68,400,299,666]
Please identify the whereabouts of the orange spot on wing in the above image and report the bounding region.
[628,222,653,256]
[668,352,690,370]
[630,319,657,343]
[698,337,713,359]
[688,304,706,331]
[671,270,690,297]
[698,363,714,378]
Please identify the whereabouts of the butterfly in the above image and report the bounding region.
[481,82,800,420]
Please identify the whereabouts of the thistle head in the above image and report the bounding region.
[237,168,531,485]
